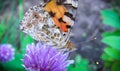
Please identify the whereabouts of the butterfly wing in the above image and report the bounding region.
[20,4,70,48]
[20,0,78,49]
[44,0,78,35]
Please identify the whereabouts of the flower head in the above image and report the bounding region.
[23,42,74,71]
[0,44,15,62]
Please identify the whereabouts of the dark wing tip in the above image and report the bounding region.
[58,17,66,23]
[66,25,71,28]
[49,11,56,17]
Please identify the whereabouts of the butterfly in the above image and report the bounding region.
[20,0,78,50]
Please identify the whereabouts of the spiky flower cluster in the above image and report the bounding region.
[23,42,74,71]
[0,44,15,62]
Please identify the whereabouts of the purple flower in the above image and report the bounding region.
[0,44,15,62]
[23,42,74,71]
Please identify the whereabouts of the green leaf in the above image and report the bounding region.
[104,47,120,60]
[19,0,23,21]
[67,55,90,71]
[75,55,82,66]
[104,61,113,67]
[67,65,74,71]
[101,9,120,28]
[102,36,120,50]
[21,35,34,48]
[102,30,120,37]
[74,66,89,71]
[75,55,89,66]
[111,62,120,71]
[101,53,114,61]
[0,24,7,39]
[21,34,34,53]
[1,53,24,71]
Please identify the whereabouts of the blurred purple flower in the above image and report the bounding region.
[0,44,15,62]
[23,42,74,71]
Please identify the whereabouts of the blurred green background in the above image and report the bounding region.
[0,0,34,71]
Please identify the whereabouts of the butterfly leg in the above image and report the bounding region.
[63,41,74,50]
